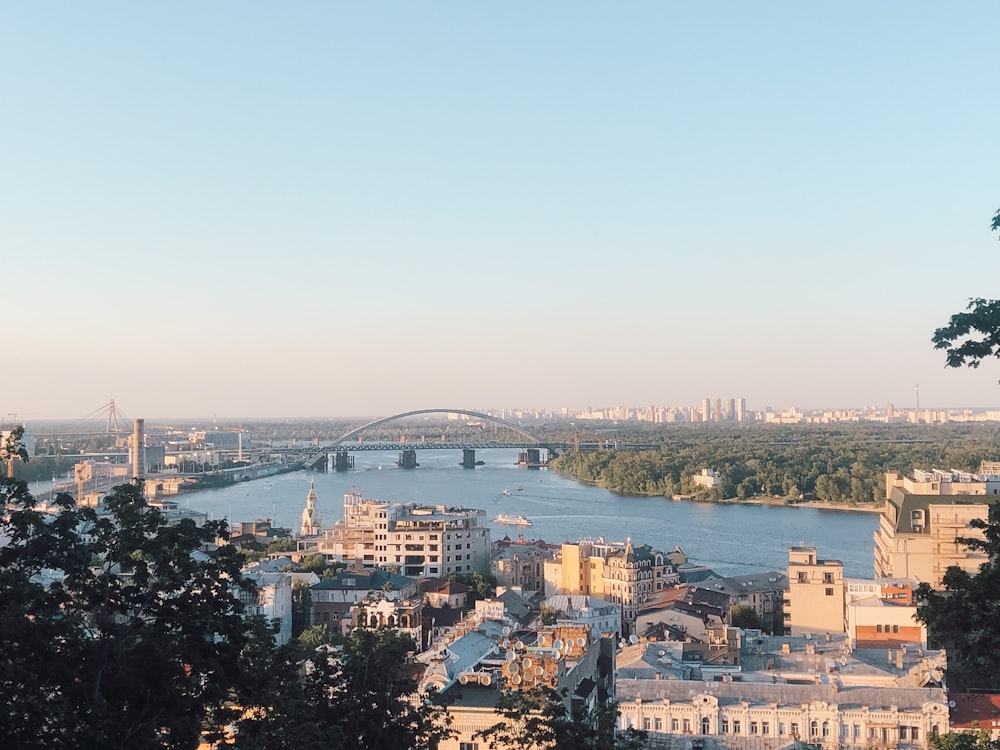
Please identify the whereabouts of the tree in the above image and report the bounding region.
[730,604,762,630]
[475,687,645,750]
[292,579,313,637]
[914,513,1000,690]
[298,552,329,574]
[1,423,29,478]
[267,536,297,554]
[929,729,1000,750]
[0,478,253,749]
[235,626,452,750]
[539,604,562,626]
[933,209,1000,368]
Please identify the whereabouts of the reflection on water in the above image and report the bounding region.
[183,449,879,578]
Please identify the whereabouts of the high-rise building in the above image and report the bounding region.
[735,397,747,423]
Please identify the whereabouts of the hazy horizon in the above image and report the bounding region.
[4,3,999,420]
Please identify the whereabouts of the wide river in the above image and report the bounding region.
[183,449,879,578]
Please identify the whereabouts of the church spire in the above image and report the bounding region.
[300,478,322,537]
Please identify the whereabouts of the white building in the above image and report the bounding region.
[239,569,293,646]
[309,487,490,578]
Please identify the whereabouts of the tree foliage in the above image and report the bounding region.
[915,514,1000,691]
[929,729,1000,750]
[234,627,452,750]
[550,423,1000,504]
[0,478,251,749]
[730,604,762,631]
[932,208,1000,369]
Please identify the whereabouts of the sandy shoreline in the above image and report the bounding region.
[684,496,883,513]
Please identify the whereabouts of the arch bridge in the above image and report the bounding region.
[305,408,562,471]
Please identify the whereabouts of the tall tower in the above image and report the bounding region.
[130,419,145,480]
[300,478,322,537]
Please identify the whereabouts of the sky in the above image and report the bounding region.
[3,2,999,420]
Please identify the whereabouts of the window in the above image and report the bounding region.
[822,721,830,737]
[823,571,834,584]
[671,719,679,732]
[893,624,899,633]
[721,719,729,734]
[778,723,786,736]
[912,727,920,740]
[750,721,758,735]
[877,624,883,633]
[460,743,479,750]
[654,718,662,731]
[790,722,799,737]
[797,572,808,583]
[701,718,710,734]
[825,587,834,596]
[854,724,861,739]
[810,721,819,737]
[762,722,770,736]
[643,718,651,731]
[900,727,909,740]
[732,720,741,734]
[683,719,691,733]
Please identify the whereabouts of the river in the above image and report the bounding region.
[182,449,879,578]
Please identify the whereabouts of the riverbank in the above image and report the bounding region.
[708,495,883,513]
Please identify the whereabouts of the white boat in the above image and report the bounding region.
[494,514,532,527]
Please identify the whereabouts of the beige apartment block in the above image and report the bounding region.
[873,486,988,588]
[784,546,845,636]
[885,469,1000,499]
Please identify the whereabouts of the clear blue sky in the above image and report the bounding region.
[3,2,999,419]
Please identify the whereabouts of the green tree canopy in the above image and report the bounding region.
[0,479,251,749]
[915,513,1000,691]
[933,208,1000,368]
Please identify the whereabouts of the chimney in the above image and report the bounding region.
[131,419,145,480]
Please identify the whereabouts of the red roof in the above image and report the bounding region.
[949,693,1000,729]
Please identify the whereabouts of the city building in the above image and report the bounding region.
[544,539,681,638]
[238,569,293,646]
[490,536,558,592]
[306,487,490,577]
[784,546,845,636]
[430,623,617,750]
[874,473,990,588]
[542,594,621,640]
[693,468,722,489]
[352,592,423,644]
[617,633,949,750]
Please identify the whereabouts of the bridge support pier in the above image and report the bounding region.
[516,448,546,469]
[397,449,418,469]
[461,448,477,469]
[333,451,354,472]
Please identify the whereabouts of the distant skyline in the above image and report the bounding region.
[3,3,999,420]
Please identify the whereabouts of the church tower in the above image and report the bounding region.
[300,478,322,537]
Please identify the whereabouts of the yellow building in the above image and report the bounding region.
[784,546,845,636]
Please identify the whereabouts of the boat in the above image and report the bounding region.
[501,488,511,496]
[494,514,532,527]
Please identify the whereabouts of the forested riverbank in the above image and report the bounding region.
[547,423,1000,506]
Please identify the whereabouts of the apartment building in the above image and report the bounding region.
[306,487,490,577]
[784,546,845,636]
[875,471,990,588]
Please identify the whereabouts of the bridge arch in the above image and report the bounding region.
[329,408,560,458]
